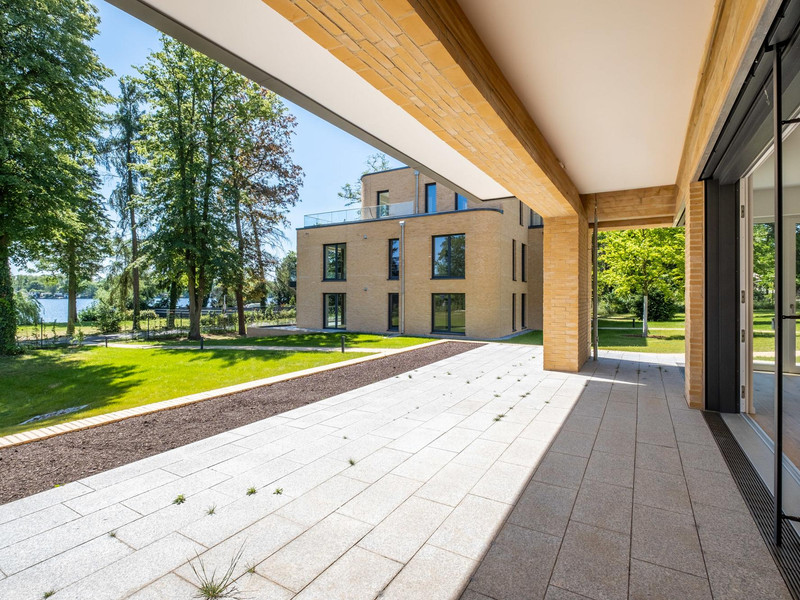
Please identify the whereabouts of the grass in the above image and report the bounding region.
[504,326,686,353]
[141,332,431,349]
[0,346,371,437]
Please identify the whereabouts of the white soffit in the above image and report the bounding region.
[458,0,715,194]
[138,0,511,200]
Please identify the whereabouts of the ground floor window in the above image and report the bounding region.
[324,293,346,329]
[432,293,465,334]
[512,293,517,331]
[388,293,399,331]
[521,293,527,329]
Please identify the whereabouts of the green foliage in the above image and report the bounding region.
[628,288,680,322]
[14,292,41,325]
[338,153,391,206]
[95,302,123,334]
[270,252,297,307]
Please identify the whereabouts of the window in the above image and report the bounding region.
[324,293,346,329]
[323,243,346,280]
[425,183,437,213]
[519,200,524,226]
[455,193,468,210]
[432,234,465,278]
[432,293,465,334]
[388,293,399,331]
[377,190,389,218]
[512,240,516,281]
[529,210,543,227]
[521,243,527,282]
[521,293,527,329]
[512,293,516,331]
[388,238,400,279]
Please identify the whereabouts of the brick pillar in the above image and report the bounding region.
[685,182,704,408]
[542,214,591,372]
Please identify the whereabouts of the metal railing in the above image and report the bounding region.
[304,201,415,227]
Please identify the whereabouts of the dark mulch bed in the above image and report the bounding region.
[0,342,480,505]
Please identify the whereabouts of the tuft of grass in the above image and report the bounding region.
[447,371,451,375]
[494,413,506,422]
[273,488,283,495]
[466,380,470,384]
[108,530,117,538]
[407,374,412,378]
[246,487,257,496]
[493,394,500,398]
[244,562,257,575]
[173,494,186,505]
[43,591,56,599]
[189,545,245,600]
[343,435,348,439]
[206,505,216,516]
[496,376,501,380]
[348,458,356,466]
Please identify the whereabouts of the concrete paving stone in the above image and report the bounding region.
[704,555,793,600]
[211,456,302,498]
[57,532,202,600]
[338,473,420,524]
[600,412,638,434]
[518,418,562,442]
[115,488,235,549]
[292,546,402,600]
[63,468,178,516]
[458,411,499,432]
[0,502,80,550]
[372,417,422,439]
[499,436,549,467]
[175,513,304,584]
[415,461,487,507]
[0,533,132,600]
[0,481,90,528]
[232,573,294,600]
[257,512,371,592]
[593,427,637,456]
[420,411,468,432]
[669,408,707,427]
[454,438,509,470]
[571,478,632,534]
[358,495,451,563]
[631,504,705,576]
[635,442,683,475]
[327,433,390,462]
[269,457,349,498]
[585,450,634,488]
[126,573,199,600]
[430,426,482,452]
[162,441,251,477]
[533,451,588,489]
[391,446,456,482]
[562,414,602,435]
[276,474,368,527]
[677,441,729,474]
[633,468,693,515]
[628,559,711,600]
[344,447,412,483]
[321,409,375,429]
[387,426,444,453]
[211,443,293,477]
[121,467,230,515]
[544,584,597,599]
[0,503,138,575]
[429,494,510,561]
[551,520,630,600]
[673,421,716,446]
[509,480,577,538]
[635,423,677,448]
[683,467,748,514]
[284,434,349,464]
[550,429,596,458]
[471,460,533,504]
[380,543,476,600]
[571,399,608,419]
[480,419,527,443]
[469,523,561,600]
[535,405,573,424]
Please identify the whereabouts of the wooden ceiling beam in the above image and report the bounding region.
[582,185,677,230]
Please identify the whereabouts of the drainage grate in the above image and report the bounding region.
[704,411,800,599]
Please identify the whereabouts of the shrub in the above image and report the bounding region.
[139,309,158,321]
[78,303,100,322]
[95,302,123,333]
[14,292,41,325]
[631,288,680,322]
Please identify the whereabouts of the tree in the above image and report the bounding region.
[0,0,110,353]
[271,252,297,307]
[101,76,146,329]
[598,228,685,337]
[338,152,390,206]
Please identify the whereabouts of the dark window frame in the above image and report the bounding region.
[512,239,517,281]
[431,233,466,279]
[521,243,527,282]
[388,293,399,331]
[322,243,346,281]
[431,293,466,335]
[521,293,527,329]
[377,190,389,205]
[388,238,400,280]
[512,293,517,331]
[425,183,437,213]
[455,192,468,210]
[519,200,524,226]
[323,293,346,329]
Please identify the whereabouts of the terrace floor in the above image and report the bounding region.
[0,344,791,600]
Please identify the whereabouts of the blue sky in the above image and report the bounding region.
[91,0,403,256]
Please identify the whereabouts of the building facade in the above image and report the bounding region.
[296,167,543,338]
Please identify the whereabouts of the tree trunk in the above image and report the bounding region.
[130,206,140,331]
[236,287,246,336]
[234,193,247,337]
[187,265,202,340]
[0,234,16,354]
[167,279,178,329]
[642,294,649,338]
[66,249,77,336]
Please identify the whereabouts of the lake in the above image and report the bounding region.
[37,298,96,323]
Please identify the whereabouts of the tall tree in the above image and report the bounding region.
[101,76,145,329]
[271,251,297,307]
[598,228,685,337]
[338,152,390,206]
[0,0,110,353]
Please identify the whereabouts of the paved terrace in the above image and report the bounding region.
[0,344,790,599]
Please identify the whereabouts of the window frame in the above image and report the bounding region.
[431,233,466,279]
[519,200,524,226]
[512,293,517,332]
[425,182,437,213]
[455,192,468,210]
[431,293,466,335]
[388,293,399,331]
[388,238,400,280]
[521,243,527,282]
[512,239,517,281]
[521,293,527,329]
[322,242,346,281]
[377,190,389,205]
[323,293,346,329]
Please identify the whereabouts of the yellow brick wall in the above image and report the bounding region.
[542,214,590,371]
[685,182,705,408]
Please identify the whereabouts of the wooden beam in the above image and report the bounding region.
[262,0,582,218]
[582,185,676,230]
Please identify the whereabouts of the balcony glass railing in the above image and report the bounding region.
[304,201,415,227]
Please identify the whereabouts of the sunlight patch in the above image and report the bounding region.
[21,405,89,425]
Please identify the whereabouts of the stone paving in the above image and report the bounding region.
[0,344,791,599]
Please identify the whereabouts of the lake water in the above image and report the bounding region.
[37,298,96,323]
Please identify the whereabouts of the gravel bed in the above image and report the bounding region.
[0,341,481,504]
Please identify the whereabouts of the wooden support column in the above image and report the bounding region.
[543,214,591,372]
[685,182,705,408]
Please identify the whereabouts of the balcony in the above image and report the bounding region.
[304,201,415,227]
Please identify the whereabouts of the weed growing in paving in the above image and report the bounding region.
[343,435,348,439]
[173,494,186,505]
[494,414,506,422]
[190,545,245,600]
[43,591,55,599]
[273,488,283,495]
[108,530,117,538]
[246,487,257,496]
[245,562,257,575]
[494,394,500,398]
[447,371,451,375]
[348,458,357,466]
[206,505,216,516]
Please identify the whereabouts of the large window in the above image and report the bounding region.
[388,293,399,331]
[521,243,527,282]
[432,293,465,334]
[455,193,468,210]
[432,234,465,278]
[324,293,346,329]
[388,238,400,279]
[425,183,437,213]
[512,240,517,281]
[323,243,346,280]
[512,293,516,331]
[519,200,524,226]
[521,293,527,329]
[377,190,389,218]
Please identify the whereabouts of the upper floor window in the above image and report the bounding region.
[455,193,468,210]
[425,183,437,213]
[388,238,400,279]
[521,243,527,282]
[323,243,346,280]
[519,200,524,226]
[529,210,543,227]
[432,234,465,278]
[377,190,389,205]
[512,239,517,281]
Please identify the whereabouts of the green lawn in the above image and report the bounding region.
[144,332,432,349]
[0,346,371,436]
[505,328,685,353]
